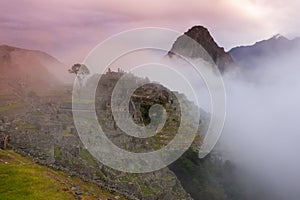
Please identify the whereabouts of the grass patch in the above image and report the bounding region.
[19,123,37,131]
[62,130,74,137]
[140,185,156,196]
[54,145,62,158]
[0,149,126,200]
[79,149,97,167]
[0,94,15,101]
[33,111,47,117]
[0,150,74,200]
[0,102,27,112]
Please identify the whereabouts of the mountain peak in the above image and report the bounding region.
[268,34,290,42]
[168,25,234,72]
[271,34,284,40]
[187,25,209,34]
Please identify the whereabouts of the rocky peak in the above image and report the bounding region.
[168,25,235,72]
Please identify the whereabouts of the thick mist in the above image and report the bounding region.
[103,46,300,198]
[218,49,300,199]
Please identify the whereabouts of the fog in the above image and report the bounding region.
[97,45,300,198]
[218,49,300,199]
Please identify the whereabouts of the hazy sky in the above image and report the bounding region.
[1,0,299,65]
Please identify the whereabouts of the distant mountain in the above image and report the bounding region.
[168,26,235,72]
[229,34,300,68]
[0,45,67,93]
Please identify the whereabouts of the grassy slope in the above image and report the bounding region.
[0,149,125,200]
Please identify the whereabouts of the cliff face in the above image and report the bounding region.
[168,26,235,72]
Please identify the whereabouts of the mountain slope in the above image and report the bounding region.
[0,149,125,200]
[168,26,235,72]
[0,45,66,93]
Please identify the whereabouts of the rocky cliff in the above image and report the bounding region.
[168,26,235,72]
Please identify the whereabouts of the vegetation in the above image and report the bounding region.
[140,184,156,196]
[0,149,125,200]
[68,63,90,75]
[118,173,163,196]
[140,103,152,125]
[54,145,62,158]
[169,148,243,200]
[140,96,167,126]
[62,130,74,137]
[0,102,27,112]
[18,123,37,131]
[79,149,97,167]
[0,94,15,101]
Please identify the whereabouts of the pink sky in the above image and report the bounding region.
[1,0,299,65]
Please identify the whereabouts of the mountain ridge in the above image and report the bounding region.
[229,34,300,68]
[0,44,69,93]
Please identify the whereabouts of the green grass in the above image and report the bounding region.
[0,102,27,112]
[140,185,156,196]
[62,130,74,137]
[54,145,62,158]
[0,94,15,101]
[0,150,74,200]
[0,149,126,200]
[0,166,74,200]
[63,98,95,104]
[79,149,97,167]
[34,111,47,117]
[19,123,37,131]
[118,174,163,197]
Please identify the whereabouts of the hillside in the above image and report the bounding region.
[0,26,246,200]
[0,149,125,200]
[0,45,68,93]
[229,34,300,68]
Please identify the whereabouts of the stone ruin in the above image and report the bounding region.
[0,69,207,199]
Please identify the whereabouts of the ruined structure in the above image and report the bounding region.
[0,69,201,199]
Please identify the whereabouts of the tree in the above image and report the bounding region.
[68,64,90,86]
[68,63,90,75]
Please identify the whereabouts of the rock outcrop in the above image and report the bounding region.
[168,26,235,72]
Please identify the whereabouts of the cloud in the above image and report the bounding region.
[218,49,300,199]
